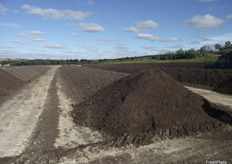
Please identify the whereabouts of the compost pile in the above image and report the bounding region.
[0,66,50,105]
[0,68,25,103]
[73,69,221,145]
[86,63,232,95]
[6,66,50,82]
[214,78,232,94]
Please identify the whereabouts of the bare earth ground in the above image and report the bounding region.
[0,66,231,163]
[56,125,232,164]
[186,86,232,110]
[0,66,58,162]
[54,73,104,149]
[5,66,49,82]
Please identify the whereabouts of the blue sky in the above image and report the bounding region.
[0,0,232,59]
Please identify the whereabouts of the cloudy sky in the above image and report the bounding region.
[0,0,232,59]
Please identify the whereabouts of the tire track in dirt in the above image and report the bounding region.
[54,74,104,149]
[21,125,231,163]
[0,66,58,158]
[26,67,60,153]
[185,86,232,110]
[55,126,232,164]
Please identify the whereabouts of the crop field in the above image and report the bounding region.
[0,63,231,163]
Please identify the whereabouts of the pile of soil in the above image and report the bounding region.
[0,66,49,105]
[85,64,232,94]
[0,68,25,104]
[214,78,232,94]
[5,66,50,82]
[58,65,127,104]
[72,69,222,145]
[85,63,208,75]
[159,67,232,89]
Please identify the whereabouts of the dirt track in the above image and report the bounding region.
[0,67,57,158]
[186,86,232,110]
[0,65,231,163]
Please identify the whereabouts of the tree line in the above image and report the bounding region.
[152,41,232,60]
[0,59,96,66]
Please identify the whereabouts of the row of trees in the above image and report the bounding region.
[214,41,232,56]
[215,41,232,51]
[152,41,232,60]
[0,59,95,66]
[152,49,208,60]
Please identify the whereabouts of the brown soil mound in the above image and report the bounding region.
[5,66,50,82]
[0,66,49,105]
[159,68,232,88]
[0,68,25,104]
[85,64,232,94]
[73,69,223,145]
[214,78,232,94]
[58,65,127,104]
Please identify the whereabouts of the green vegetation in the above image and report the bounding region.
[101,41,232,64]
[103,55,219,64]
[0,59,97,66]
[152,49,209,61]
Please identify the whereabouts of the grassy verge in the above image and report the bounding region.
[103,56,219,64]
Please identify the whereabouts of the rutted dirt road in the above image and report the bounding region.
[0,66,58,158]
[0,65,231,163]
[186,86,232,110]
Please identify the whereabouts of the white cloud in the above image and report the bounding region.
[166,45,184,49]
[0,22,21,28]
[116,43,127,46]
[77,23,105,32]
[113,46,142,57]
[21,4,91,20]
[157,49,173,54]
[12,40,32,44]
[136,20,159,29]
[123,20,159,33]
[88,1,94,6]
[135,33,159,41]
[16,31,44,36]
[186,14,224,29]
[39,44,68,49]
[227,14,232,20]
[69,33,79,37]
[160,38,181,42]
[0,46,14,49]
[0,49,83,59]
[198,33,232,45]
[135,33,180,42]
[77,44,98,52]
[196,0,216,2]
[97,38,116,45]
[142,46,157,51]
[0,3,8,14]
[16,31,47,42]
[123,26,139,33]
[0,50,17,58]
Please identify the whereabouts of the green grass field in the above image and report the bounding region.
[103,55,219,64]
